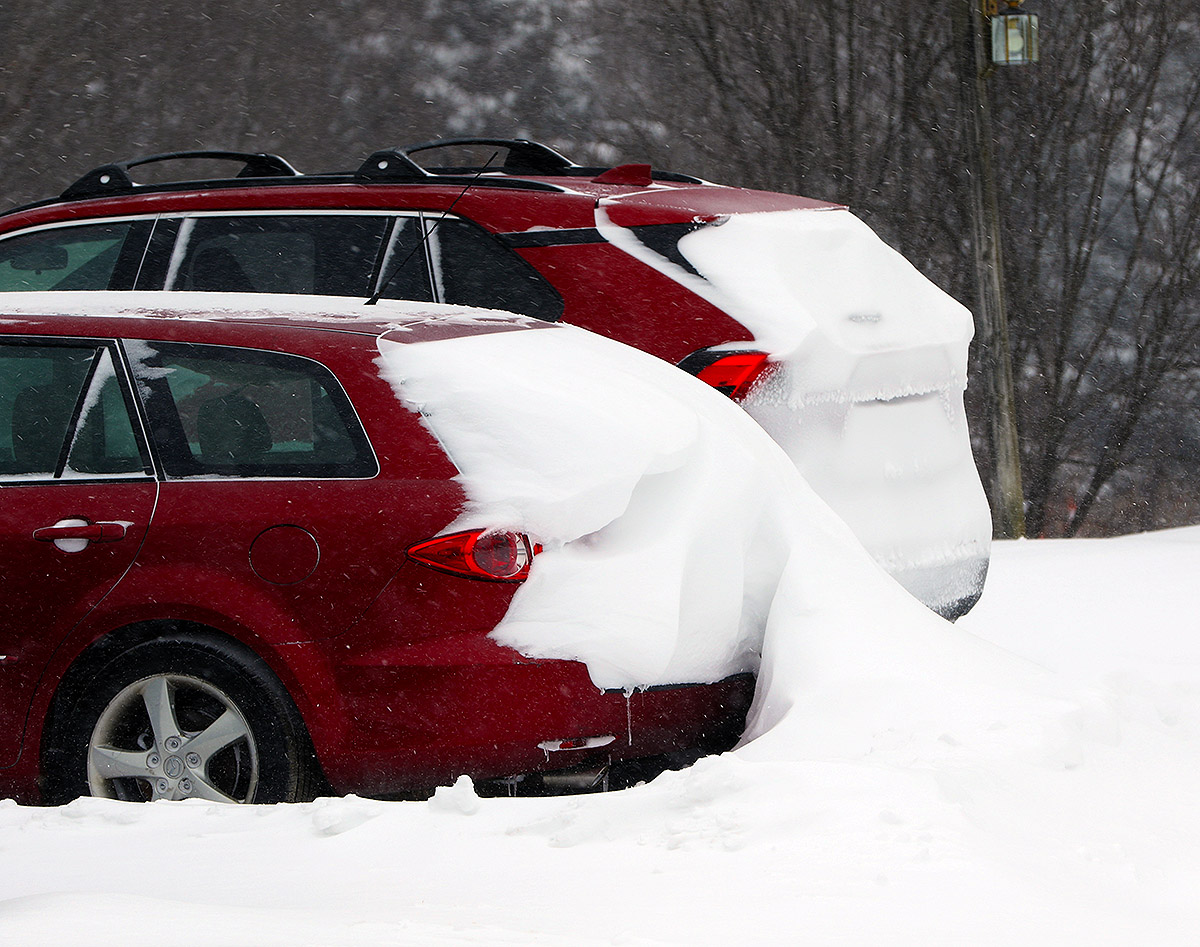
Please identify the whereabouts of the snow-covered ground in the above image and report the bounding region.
[3,529,1199,945]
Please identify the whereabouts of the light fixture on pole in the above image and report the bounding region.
[989,0,1039,65]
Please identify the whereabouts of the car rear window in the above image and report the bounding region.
[125,340,377,479]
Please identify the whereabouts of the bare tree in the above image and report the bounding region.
[622,0,1200,537]
[992,2,1200,535]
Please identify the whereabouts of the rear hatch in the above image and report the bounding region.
[597,189,992,617]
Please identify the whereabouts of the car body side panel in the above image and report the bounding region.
[0,481,156,767]
[0,300,760,803]
[312,561,753,794]
[324,663,754,795]
[0,183,598,237]
[515,243,752,362]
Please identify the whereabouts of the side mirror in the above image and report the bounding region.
[7,244,70,272]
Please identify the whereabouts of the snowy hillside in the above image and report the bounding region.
[3,529,1198,945]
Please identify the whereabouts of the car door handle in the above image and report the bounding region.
[33,521,127,543]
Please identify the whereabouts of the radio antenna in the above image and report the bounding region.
[366,150,499,306]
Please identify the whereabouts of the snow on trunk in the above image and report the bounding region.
[598,203,993,614]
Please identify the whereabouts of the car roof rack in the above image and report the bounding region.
[60,150,300,200]
[409,138,579,175]
[22,138,706,213]
[410,137,705,184]
[354,137,578,182]
[356,137,704,185]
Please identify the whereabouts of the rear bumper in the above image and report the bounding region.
[321,657,755,796]
[744,386,993,618]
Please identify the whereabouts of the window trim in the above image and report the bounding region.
[152,210,405,297]
[1,208,566,320]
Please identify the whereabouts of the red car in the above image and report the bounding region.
[0,292,751,804]
[0,139,991,619]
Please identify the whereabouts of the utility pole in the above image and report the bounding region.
[955,0,1027,538]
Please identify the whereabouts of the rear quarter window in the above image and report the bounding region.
[125,340,377,479]
[427,217,563,321]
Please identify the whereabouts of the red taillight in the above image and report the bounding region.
[679,349,773,401]
[407,529,537,582]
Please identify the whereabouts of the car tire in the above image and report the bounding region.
[43,632,317,805]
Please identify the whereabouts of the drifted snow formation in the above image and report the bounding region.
[7,535,1200,944]
[599,204,993,616]
[375,322,1200,941]
[378,323,820,692]
[376,320,1036,753]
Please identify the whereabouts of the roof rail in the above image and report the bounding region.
[354,138,578,183]
[61,150,300,200]
[402,138,579,176]
[396,138,705,184]
[36,138,704,210]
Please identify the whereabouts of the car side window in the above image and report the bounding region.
[373,216,435,302]
[125,340,377,479]
[64,348,149,477]
[165,215,389,296]
[0,341,149,479]
[426,217,564,321]
[0,223,137,292]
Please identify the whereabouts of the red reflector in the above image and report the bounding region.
[407,529,535,582]
[471,530,525,577]
[693,351,772,400]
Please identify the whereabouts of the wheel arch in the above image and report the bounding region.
[39,619,330,800]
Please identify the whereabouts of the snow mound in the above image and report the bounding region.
[378,322,863,689]
[5,531,1200,942]
[377,319,1062,756]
